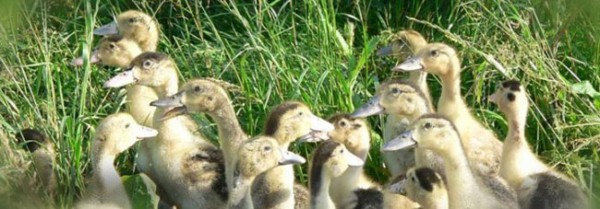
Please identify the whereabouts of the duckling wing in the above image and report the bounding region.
[480,174,519,209]
[519,172,587,209]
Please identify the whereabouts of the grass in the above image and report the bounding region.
[0,0,598,208]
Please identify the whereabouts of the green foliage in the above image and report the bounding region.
[0,0,598,207]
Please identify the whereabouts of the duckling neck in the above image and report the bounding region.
[309,166,334,209]
[439,72,464,108]
[408,71,433,105]
[270,131,294,148]
[229,178,254,209]
[152,74,179,98]
[210,103,245,151]
[92,151,129,206]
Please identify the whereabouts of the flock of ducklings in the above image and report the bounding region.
[13,10,589,209]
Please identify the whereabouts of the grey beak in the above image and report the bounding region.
[278,149,306,165]
[150,92,184,108]
[93,21,118,36]
[392,56,423,71]
[381,130,417,151]
[350,95,384,118]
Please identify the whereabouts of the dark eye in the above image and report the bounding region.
[129,18,136,23]
[109,43,115,49]
[298,112,304,116]
[411,176,417,182]
[423,122,432,129]
[339,149,344,154]
[391,88,400,94]
[339,121,347,127]
[143,60,152,68]
[263,146,271,152]
[430,50,439,57]
[125,123,130,128]
[194,86,202,92]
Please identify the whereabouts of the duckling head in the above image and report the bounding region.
[382,114,460,153]
[377,30,427,58]
[351,80,430,118]
[398,167,446,201]
[326,114,370,154]
[311,141,364,179]
[72,35,142,68]
[103,52,176,89]
[489,79,528,122]
[94,10,158,41]
[263,101,334,146]
[15,129,49,153]
[93,113,158,156]
[393,43,460,76]
[233,136,305,186]
[149,79,231,119]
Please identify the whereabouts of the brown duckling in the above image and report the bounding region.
[14,129,57,197]
[94,10,159,52]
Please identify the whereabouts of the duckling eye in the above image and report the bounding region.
[411,176,417,182]
[143,60,153,68]
[194,86,202,92]
[423,122,433,129]
[298,112,304,116]
[125,123,130,128]
[339,149,344,154]
[129,18,136,23]
[430,50,439,57]
[263,146,271,152]
[391,88,400,94]
[339,121,347,127]
[109,43,116,49]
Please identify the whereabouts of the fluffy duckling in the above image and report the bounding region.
[76,113,158,209]
[352,80,443,177]
[94,10,159,52]
[72,35,143,68]
[149,78,248,194]
[104,53,228,209]
[489,80,587,209]
[390,167,448,209]
[382,114,518,209]
[14,129,57,197]
[393,43,502,175]
[324,114,377,208]
[251,101,335,209]
[377,30,431,104]
[229,136,306,209]
[309,141,365,209]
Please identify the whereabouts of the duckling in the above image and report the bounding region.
[104,52,228,209]
[309,141,365,209]
[351,80,444,177]
[382,114,518,209]
[393,43,502,175]
[76,113,158,209]
[489,80,587,209]
[71,34,159,185]
[149,78,248,194]
[325,114,377,208]
[229,136,306,209]
[377,30,431,104]
[14,129,57,197]
[72,35,143,68]
[94,10,159,52]
[251,101,335,209]
[390,167,448,209]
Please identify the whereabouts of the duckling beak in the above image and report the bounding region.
[382,130,417,151]
[487,92,499,104]
[71,50,101,66]
[104,70,137,88]
[310,114,335,132]
[278,149,306,165]
[93,21,118,36]
[160,106,188,121]
[135,124,158,139]
[376,45,394,57]
[344,150,364,166]
[298,130,330,143]
[389,178,407,195]
[350,95,384,118]
[392,56,423,71]
[150,91,184,108]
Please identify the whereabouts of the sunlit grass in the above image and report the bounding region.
[0,0,598,208]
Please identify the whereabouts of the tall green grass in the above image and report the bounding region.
[0,0,598,208]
